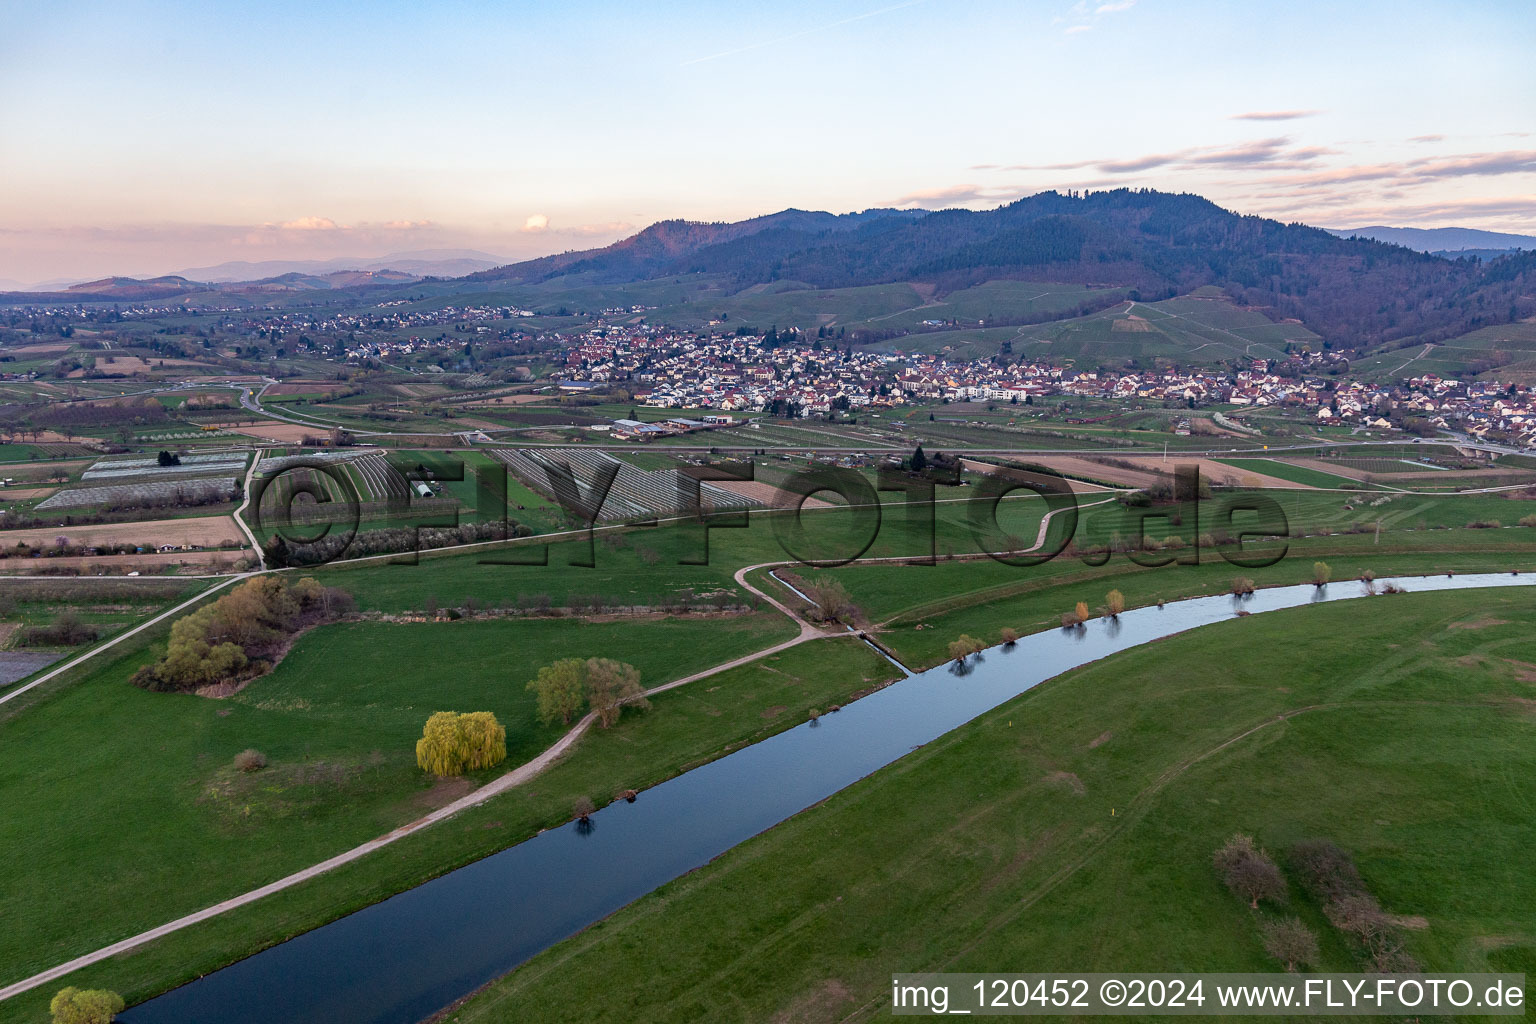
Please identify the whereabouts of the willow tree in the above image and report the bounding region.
[948,634,984,664]
[416,711,469,776]
[50,987,125,1024]
[528,658,587,725]
[458,710,507,771]
[416,711,506,776]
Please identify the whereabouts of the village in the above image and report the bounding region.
[552,324,1536,446]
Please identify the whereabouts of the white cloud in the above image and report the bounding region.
[522,213,550,232]
[279,216,343,231]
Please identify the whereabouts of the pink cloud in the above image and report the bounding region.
[1229,110,1320,122]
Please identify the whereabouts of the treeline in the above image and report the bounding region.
[9,396,171,431]
[263,519,536,567]
[13,612,100,648]
[131,576,354,693]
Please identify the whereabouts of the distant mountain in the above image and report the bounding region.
[0,268,423,303]
[0,276,82,292]
[1329,225,1536,253]
[174,249,507,282]
[469,209,927,284]
[8,193,1536,354]
[475,191,1536,349]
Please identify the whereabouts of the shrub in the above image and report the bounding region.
[415,710,507,776]
[16,611,100,648]
[572,795,596,820]
[1260,917,1319,972]
[233,749,267,773]
[999,627,1019,646]
[1104,589,1125,616]
[1312,561,1330,586]
[50,987,124,1024]
[1519,514,1536,528]
[1231,577,1256,596]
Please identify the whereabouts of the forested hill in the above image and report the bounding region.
[474,189,1536,352]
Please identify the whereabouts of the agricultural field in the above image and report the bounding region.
[1006,292,1321,368]
[1353,320,1536,382]
[36,475,241,512]
[1211,458,1363,489]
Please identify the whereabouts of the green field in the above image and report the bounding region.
[1213,458,1365,489]
[443,587,1536,1023]
[0,609,797,1002]
[0,636,899,1023]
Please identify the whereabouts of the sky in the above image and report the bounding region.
[1,0,1533,286]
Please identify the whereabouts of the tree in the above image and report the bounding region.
[528,658,586,725]
[948,634,984,664]
[415,710,506,775]
[1312,561,1330,586]
[801,576,858,624]
[585,658,647,728]
[1261,917,1319,972]
[1214,834,1287,909]
[50,987,125,1024]
[910,444,927,472]
[458,711,508,770]
[1105,589,1125,616]
[1074,600,1091,624]
[416,711,469,776]
[1000,627,1019,646]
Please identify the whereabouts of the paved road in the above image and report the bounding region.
[232,447,264,568]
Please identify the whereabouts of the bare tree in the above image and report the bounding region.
[1214,834,1287,909]
[1261,917,1319,972]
